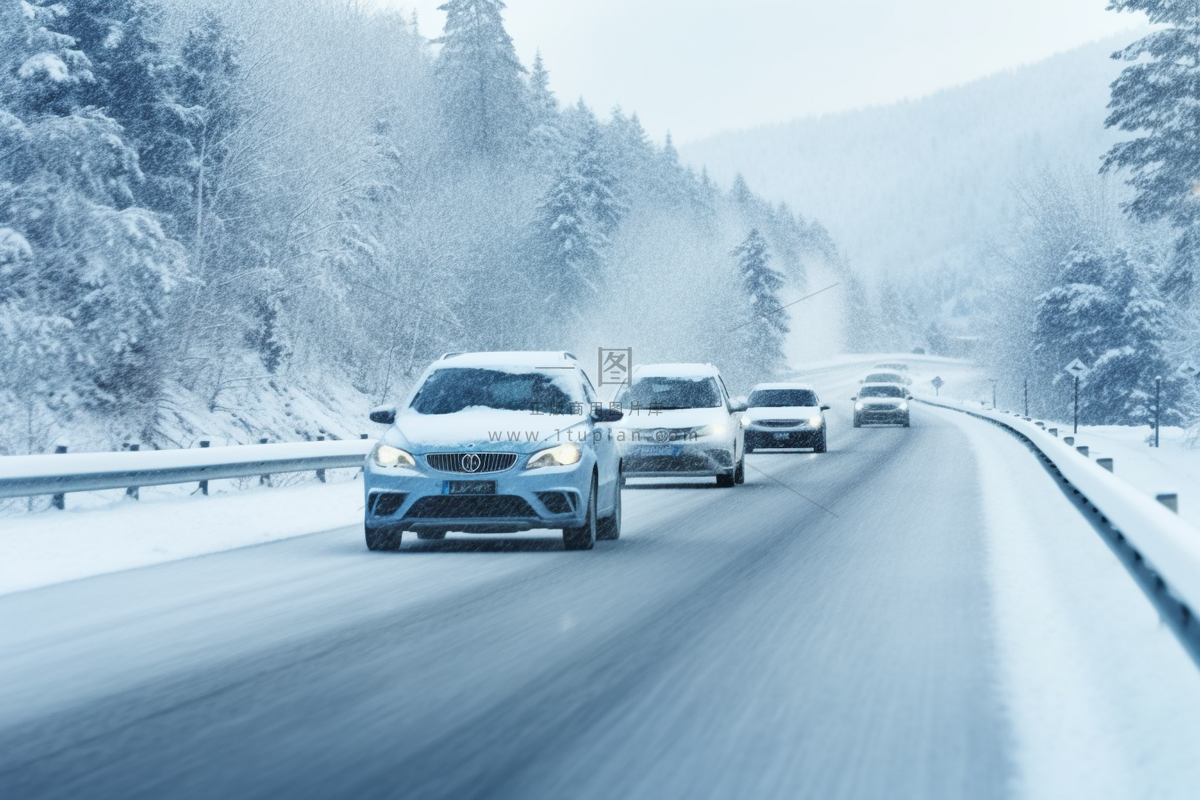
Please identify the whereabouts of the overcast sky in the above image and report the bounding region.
[378,0,1142,144]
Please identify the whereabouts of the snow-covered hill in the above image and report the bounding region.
[681,34,1136,282]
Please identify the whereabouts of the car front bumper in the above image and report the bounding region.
[621,439,734,478]
[745,425,824,448]
[364,458,592,534]
[855,406,909,425]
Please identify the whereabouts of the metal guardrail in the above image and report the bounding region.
[0,440,374,501]
[920,396,1200,631]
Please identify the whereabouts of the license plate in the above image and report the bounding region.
[642,445,680,456]
[445,480,496,496]
[773,433,790,440]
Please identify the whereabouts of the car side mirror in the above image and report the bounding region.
[850,397,857,402]
[592,407,624,423]
[369,405,397,425]
[730,400,748,413]
[820,405,831,411]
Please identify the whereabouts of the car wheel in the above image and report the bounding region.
[365,526,402,551]
[853,416,862,428]
[734,453,745,484]
[903,418,911,428]
[563,475,597,550]
[597,475,622,541]
[416,531,446,541]
[814,432,827,453]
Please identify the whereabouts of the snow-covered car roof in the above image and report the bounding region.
[434,351,579,371]
[750,382,816,392]
[631,362,721,379]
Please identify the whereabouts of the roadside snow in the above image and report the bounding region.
[1062,425,1200,531]
[936,405,1200,800]
[0,477,363,595]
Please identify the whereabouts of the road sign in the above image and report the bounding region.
[930,377,944,389]
[1064,359,1089,379]
[1177,362,1200,380]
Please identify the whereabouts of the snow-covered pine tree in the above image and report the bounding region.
[434,0,530,160]
[1031,246,1115,379]
[1084,251,1194,425]
[1104,0,1200,298]
[48,0,190,218]
[841,270,878,353]
[0,1,187,415]
[732,229,789,377]
[528,50,556,126]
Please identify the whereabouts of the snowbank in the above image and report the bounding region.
[0,476,364,595]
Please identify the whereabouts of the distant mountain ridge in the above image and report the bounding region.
[681,34,1137,282]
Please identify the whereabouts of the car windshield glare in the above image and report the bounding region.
[748,389,818,408]
[860,385,905,398]
[410,368,578,414]
[619,377,722,410]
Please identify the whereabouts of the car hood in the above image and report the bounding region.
[620,407,730,430]
[385,408,589,453]
[859,398,905,406]
[745,406,820,422]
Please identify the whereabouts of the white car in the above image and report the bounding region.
[743,382,830,452]
[861,371,911,386]
[615,363,746,487]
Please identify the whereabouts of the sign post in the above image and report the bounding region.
[1064,359,1089,434]
[1155,376,1162,448]
[930,376,944,397]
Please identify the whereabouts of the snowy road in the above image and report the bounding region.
[2,364,1198,799]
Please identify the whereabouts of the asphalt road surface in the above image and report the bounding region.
[1,392,1014,799]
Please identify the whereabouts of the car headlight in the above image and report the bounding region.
[808,415,823,427]
[855,403,864,411]
[372,444,415,468]
[899,402,909,411]
[697,423,728,438]
[526,443,582,469]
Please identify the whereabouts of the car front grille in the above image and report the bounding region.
[404,495,537,519]
[628,427,698,443]
[757,419,803,428]
[425,452,519,474]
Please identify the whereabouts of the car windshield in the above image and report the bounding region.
[410,368,578,414]
[748,389,818,408]
[864,373,903,384]
[620,376,722,410]
[860,385,905,398]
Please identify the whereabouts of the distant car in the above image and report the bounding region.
[873,363,909,371]
[861,371,911,386]
[616,363,746,487]
[743,383,830,452]
[852,384,911,427]
[363,351,624,552]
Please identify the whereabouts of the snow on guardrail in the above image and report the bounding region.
[0,440,374,499]
[921,396,1200,619]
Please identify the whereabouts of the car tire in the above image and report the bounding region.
[563,475,597,550]
[734,453,745,484]
[814,432,827,453]
[853,416,862,428]
[597,475,622,541]
[365,526,402,551]
[416,531,446,541]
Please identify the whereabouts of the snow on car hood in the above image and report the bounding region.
[385,407,589,452]
[619,407,729,430]
[745,406,820,422]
